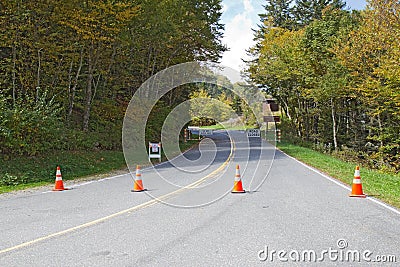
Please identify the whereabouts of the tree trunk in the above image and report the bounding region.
[83,44,94,132]
[305,100,310,141]
[50,58,63,89]
[103,44,117,92]
[331,98,338,150]
[36,48,42,102]
[68,47,83,119]
[280,96,291,120]
[313,114,319,144]
[377,113,384,147]
[296,92,302,138]
[67,61,73,116]
[12,44,16,107]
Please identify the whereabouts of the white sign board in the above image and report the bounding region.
[188,126,200,133]
[149,142,161,161]
[199,129,213,136]
[151,143,159,153]
[247,129,261,138]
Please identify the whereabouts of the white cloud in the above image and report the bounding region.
[221,14,254,71]
[221,2,228,13]
[243,0,254,13]
[221,0,260,72]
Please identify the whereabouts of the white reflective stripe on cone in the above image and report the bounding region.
[352,179,362,184]
[56,170,62,181]
[235,170,241,181]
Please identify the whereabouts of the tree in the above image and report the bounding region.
[246,4,361,146]
[0,0,228,156]
[56,0,139,131]
[334,0,400,167]
[247,0,400,170]
[294,0,346,27]
[259,0,295,30]
[301,7,359,149]
[189,86,234,126]
[246,27,311,136]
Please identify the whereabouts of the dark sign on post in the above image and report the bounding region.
[263,116,280,123]
[263,99,279,112]
[269,103,279,112]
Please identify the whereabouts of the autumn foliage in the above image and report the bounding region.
[247,0,400,172]
[0,0,226,156]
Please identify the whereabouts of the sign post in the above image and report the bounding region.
[184,129,188,143]
[187,126,201,140]
[276,129,281,142]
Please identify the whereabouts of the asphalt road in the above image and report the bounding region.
[0,130,399,266]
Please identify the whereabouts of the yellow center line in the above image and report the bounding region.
[186,136,235,189]
[0,135,235,255]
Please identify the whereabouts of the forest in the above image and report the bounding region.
[0,0,226,157]
[246,0,400,172]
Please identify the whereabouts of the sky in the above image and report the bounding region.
[220,0,367,71]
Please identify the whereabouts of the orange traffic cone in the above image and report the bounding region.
[131,165,146,192]
[349,166,366,198]
[231,164,245,193]
[53,166,68,191]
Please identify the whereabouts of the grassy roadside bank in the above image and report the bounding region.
[0,140,198,194]
[0,150,126,194]
[277,141,400,209]
[200,123,252,131]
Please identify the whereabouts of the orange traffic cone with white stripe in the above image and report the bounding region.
[131,165,146,192]
[53,166,68,191]
[231,164,245,193]
[349,166,366,198]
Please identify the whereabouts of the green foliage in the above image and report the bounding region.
[230,94,243,115]
[0,173,28,186]
[146,101,174,142]
[294,0,346,27]
[256,0,347,33]
[189,85,235,126]
[247,0,400,171]
[0,0,227,190]
[0,91,63,156]
[259,0,295,30]
[0,0,226,158]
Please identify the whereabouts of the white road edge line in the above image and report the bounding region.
[41,173,130,194]
[41,141,201,194]
[276,148,400,216]
[66,131,226,190]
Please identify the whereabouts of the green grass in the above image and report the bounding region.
[200,123,225,130]
[0,181,52,194]
[179,139,200,152]
[277,141,400,209]
[0,150,126,194]
[0,139,199,194]
[200,123,253,131]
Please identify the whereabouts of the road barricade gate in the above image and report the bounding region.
[185,127,214,142]
[199,129,213,136]
[186,126,200,141]
[247,129,261,138]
